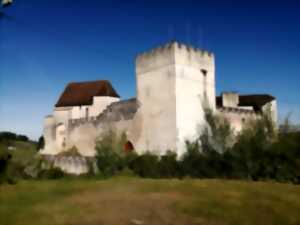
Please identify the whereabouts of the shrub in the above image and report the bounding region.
[227,114,298,182]
[158,151,180,178]
[96,130,127,156]
[96,146,123,177]
[91,115,299,183]
[0,144,12,184]
[179,109,300,183]
[131,153,160,178]
[38,167,65,179]
[180,142,224,178]
[202,108,235,154]
[116,167,136,177]
[95,131,128,177]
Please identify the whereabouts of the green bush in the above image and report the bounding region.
[80,113,300,183]
[158,151,180,178]
[226,114,298,183]
[95,131,128,177]
[131,153,160,178]
[0,144,12,184]
[38,167,65,179]
[180,142,224,178]
[177,111,300,183]
[96,146,123,177]
[116,167,136,177]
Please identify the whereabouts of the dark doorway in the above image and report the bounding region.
[124,141,134,153]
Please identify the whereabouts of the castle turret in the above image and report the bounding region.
[135,42,216,156]
[41,115,57,154]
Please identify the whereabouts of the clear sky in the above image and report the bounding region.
[0,0,299,140]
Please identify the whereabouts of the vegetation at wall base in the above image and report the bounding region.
[93,113,300,183]
[1,111,300,184]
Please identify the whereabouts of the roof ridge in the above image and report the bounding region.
[68,80,110,85]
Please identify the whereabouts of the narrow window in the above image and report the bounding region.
[62,137,66,149]
[201,69,208,102]
[201,69,207,76]
[85,107,89,119]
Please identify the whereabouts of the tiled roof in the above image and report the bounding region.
[55,80,120,107]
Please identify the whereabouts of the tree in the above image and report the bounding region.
[17,135,29,142]
[37,136,45,150]
[0,144,12,183]
[1,0,13,8]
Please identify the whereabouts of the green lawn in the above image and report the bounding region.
[0,178,300,225]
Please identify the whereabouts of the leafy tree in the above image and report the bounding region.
[37,136,45,150]
[0,132,17,142]
[16,135,29,142]
[0,144,12,183]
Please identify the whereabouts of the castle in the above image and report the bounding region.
[41,42,277,162]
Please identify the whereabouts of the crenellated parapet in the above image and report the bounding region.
[67,98,138,131]
[136,41,214,74]
[136,41,213,62]
[218,107,260,116]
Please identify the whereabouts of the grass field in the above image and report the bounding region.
[1,178,300,225]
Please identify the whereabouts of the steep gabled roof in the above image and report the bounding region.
[55,80,120,107]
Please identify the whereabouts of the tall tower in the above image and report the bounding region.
[135,42,216,156]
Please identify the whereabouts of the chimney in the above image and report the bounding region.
[222,92,239,108]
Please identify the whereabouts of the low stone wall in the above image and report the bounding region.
[42,155,95,175]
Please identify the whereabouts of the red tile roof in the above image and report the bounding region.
[55,80,120,107]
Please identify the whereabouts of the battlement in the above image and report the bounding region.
[136,41,213,61]
[218,107,260,116]
[68,98,138,130]
[136,41,215,74]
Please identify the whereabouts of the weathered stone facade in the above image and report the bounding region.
[40,41,277,173]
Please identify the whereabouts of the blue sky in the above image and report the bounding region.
[0,0,299,140]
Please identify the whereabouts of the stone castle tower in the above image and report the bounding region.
[134,42,216,156]
[41,41,277,174]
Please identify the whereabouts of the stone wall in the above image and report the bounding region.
[218,107,259,133]
[262,99,277,124]
[42,155,94,175]
[64,98,139,156]
[136,42,215,157]
[42,41,277,164]
[222,92,239,108]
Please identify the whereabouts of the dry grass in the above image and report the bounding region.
[1,178,300,225]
